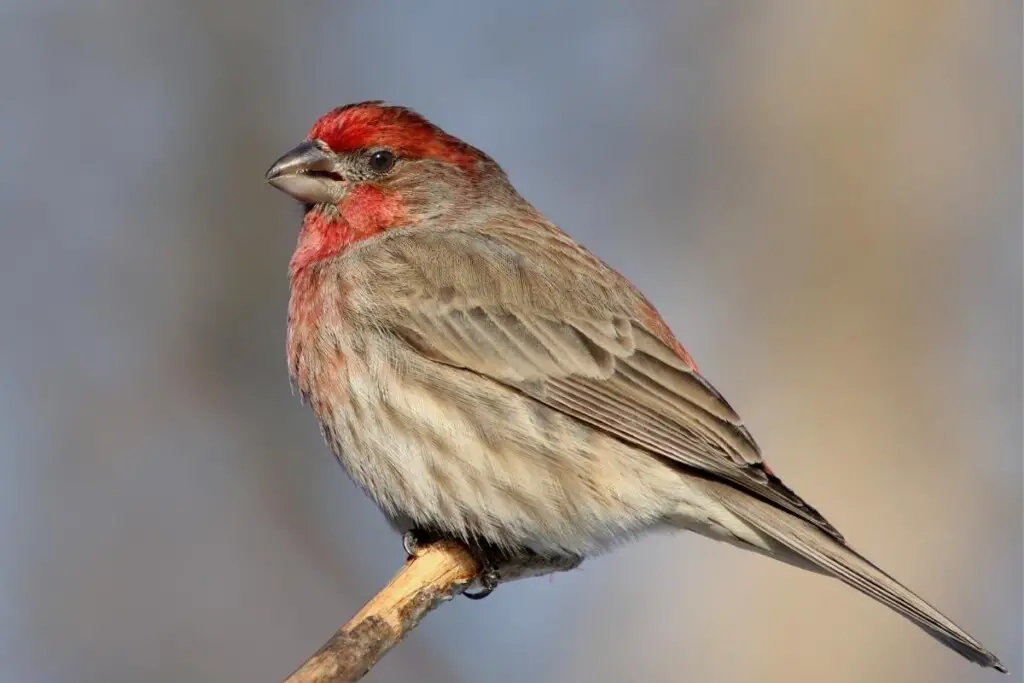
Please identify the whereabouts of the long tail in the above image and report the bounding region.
[711,482,1007,673]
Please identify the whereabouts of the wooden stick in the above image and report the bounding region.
[282,541,581,683]
[283,541,479,683]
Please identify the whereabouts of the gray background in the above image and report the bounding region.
[0,2,1020,682]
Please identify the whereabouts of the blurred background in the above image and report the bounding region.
[0,2,1020,682]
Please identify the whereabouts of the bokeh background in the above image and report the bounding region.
[1,2,1020,682]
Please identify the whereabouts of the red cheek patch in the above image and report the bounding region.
[288,186,410,275]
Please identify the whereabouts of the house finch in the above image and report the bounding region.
[265,101,1005,672]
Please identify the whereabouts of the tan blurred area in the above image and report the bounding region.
[0,2,1018,683]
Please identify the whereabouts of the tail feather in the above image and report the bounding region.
[713,484,1007,673]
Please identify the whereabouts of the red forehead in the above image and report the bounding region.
[307,102,481,170]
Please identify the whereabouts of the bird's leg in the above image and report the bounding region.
[462,541,583,600]
[462,546,502,600]
[403,529,583,599]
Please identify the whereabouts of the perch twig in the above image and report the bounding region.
[283,540,579,682]
[283,540,478,683]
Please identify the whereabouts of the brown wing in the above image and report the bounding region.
[390,298,842,542]
[351,227,842,541]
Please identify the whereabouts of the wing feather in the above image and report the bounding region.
[352,229,843,540]
[390,304,841,540]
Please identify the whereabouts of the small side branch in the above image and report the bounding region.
[283,541,580,683]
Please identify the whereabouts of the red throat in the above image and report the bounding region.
[289,185,410,275]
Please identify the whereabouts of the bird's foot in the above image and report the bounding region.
[463,560,501,600]
[461,543,583,600]
[402,530,583,600]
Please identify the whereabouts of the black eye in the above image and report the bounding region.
[368,149,396,174]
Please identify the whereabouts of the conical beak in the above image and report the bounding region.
[265,141,342,204]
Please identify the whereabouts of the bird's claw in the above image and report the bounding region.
[463,564,500,600]
[402,528,439,559]
[404,530,502,598]
[404,532,581,600]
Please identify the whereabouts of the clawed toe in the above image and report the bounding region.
[463,565,500,600]
[402,528,440,558]
[402,532,580,600]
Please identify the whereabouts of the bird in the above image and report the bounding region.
[265,101,1005,672]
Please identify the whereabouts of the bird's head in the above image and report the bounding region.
[267,102,510,272]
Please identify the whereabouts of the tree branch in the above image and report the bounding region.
[282,540,580,683]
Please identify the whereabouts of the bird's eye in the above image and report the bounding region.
[368,149,396,174]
